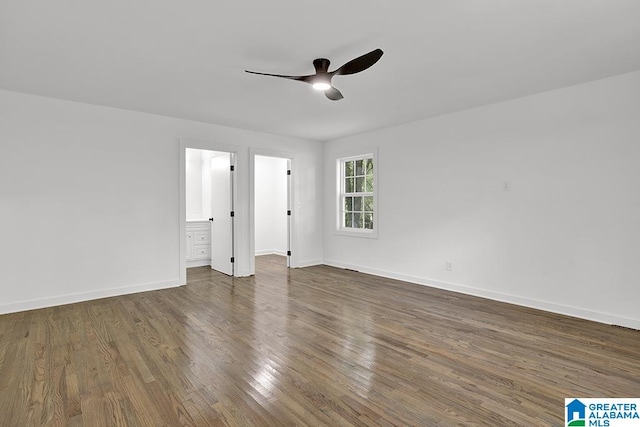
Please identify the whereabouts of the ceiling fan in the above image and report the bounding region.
[245,48,383,101]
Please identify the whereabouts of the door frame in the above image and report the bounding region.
[179,139,240,284]
[249,148,296,274]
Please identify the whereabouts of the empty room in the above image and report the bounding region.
[1,1,639,426]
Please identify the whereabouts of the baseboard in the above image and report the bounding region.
[255,249,287,256]
[295,258,324,268]
[187,259,211,268]
[323,259,640,330]
[0,279,183,315]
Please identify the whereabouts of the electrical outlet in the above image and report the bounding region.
[503,181,511,191]
[445,261,453,272]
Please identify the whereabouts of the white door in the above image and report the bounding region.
[210,152,234,275]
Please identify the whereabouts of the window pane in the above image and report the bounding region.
[355,160,364,176]
[364,213,373,229]
[345,212,353,227]
[366,158,374,175]
[364,196,373,212]
[345,161,354,177]
[366,175,373,192]
[345,177,354,193]
[354,212,363,228]
[353,196,362,212]
[355,177,364,192]
[345,197,353,211]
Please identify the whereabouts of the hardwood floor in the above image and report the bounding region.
[1,255,638,426]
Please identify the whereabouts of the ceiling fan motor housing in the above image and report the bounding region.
[313,58,331,73]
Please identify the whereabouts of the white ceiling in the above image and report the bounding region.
[1,1,639,141]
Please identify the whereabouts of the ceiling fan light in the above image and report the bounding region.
[312,82,331,91]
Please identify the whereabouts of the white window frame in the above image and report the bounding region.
[335,148,378,238]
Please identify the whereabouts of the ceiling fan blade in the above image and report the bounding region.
[325,87,344,101]
[245,70,313,83]
[332,48,383,76]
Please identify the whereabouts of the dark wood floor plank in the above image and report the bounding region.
[1,255,639,426]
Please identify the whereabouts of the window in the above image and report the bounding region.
[337,151,377,237]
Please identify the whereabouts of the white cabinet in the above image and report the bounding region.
[186,220,211,267]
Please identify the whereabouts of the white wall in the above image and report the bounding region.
[324,71,640,329]
[255,156,288,256]
[0,90,323,314]
[185,148,204,219]
[186,148,216,220]
[201,151,213,220]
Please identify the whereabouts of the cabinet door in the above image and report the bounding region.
[194,231,210,245]
[186,231,194,261]
[193,245,210,260]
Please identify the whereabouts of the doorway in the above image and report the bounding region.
[253,155,291,269]
[184,147,235,276]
